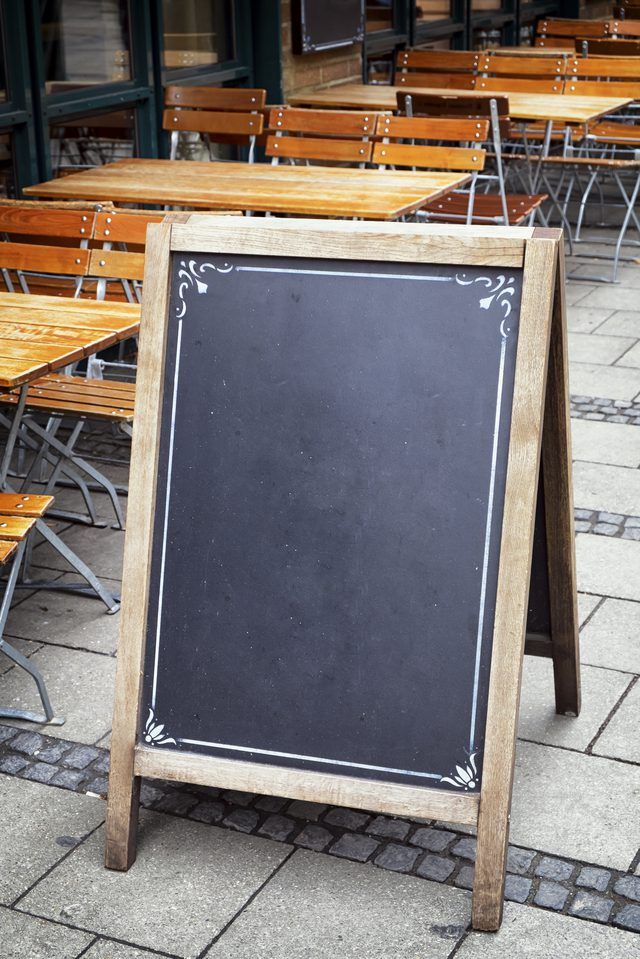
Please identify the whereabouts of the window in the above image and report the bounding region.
[49,107,135,177]
[40,0,131,91]
[162,0,235,71]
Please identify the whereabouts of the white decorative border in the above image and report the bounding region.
[145,259,519,791]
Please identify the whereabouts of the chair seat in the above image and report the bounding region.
[0,374,135,422]
[421,192,547,225]
[589,121,640,145]
[539,155,640,169]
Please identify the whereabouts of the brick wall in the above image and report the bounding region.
[280,0,363,100]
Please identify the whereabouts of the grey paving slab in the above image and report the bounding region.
[569,362,640,403]
[518,658,631,750]
[0,773,104,906]
[82,940,161,959]
[32,525,124,581]
[510,741,640,869]
[456,902,640,957]
[571,419,640,469]
[573,461,640,517]
[0,906,93,959]
[204,849,470,958]
[0,637,42,675]
[592,680,640,764]
[5,574,121,655]
[567,306,615,333]
[580,597,640,673]
[617,341,640,370]
[565,284,598,307]
[568,332,635,365]
[576,533,640,601]
[1,643,115,744]
[598,311,640,339]
[21,811,289,959]
[577,591,601,626]
[579,286,639,312]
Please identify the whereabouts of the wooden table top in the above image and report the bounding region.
[24,159,471,221]
[289,83,632,124]
[0,293,140,388]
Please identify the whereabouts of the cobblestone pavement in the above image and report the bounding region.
[0,240,640,957]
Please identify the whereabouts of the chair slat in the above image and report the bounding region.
[88,249,146,281]
[566,56,640,79]
[164,85,266,110]
[480,54,566,77]
[162,109,264,136]
[0,493,53,518]
[536,18,607,39]
[396,50,481,72]
[0,243,89,275]
[0,207,95,239]
[373,141,486,171]
[476,77,564,93]
[269,108,376,136]
[564,79,640,96]
[396,73,477,89]
[267,135,373,164]
[377,115,490,142]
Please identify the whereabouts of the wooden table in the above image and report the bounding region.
[24,159,471,221]
[289,83,632,126]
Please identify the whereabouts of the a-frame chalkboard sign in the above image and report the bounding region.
[106,217,579,932]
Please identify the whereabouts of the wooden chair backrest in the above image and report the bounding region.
[267,135,373,164]
[0,243,90,276]
[93,211,166,245]
[581,38,640,54]
[269,108,376,136]
[376,114,491,143]
[88,249,145,282]
[373,140,486,172]
[563,77,640,95]
[607,18,640,36]
[566,56,640,78]
[475,76,564,93]
[395,90,512,138]
[0,206,95,240]
[164,85,266,111]
[396,50,481,73]
[536,18,607,40]
[162,108,264,137]
[266,108,375,164]
[396,73,477,89]
[479,54,566,77]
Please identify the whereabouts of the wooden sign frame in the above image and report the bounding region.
[106,218,579,932]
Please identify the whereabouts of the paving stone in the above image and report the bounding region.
[457,902,640,957]
[221,789,255,807]
[565,284,598,308]
[615,904,640,933]
[592,681,640,764]
[367,816,410,840]
[153,791,199,816]
[567,305,613,332]
[84,777,108,798]
[569,362,640,404]
[36,740,69,764]
[0,637,43,676]
[32,524,125,580]
[324,807,370,830]
[452,837,477,862]
[0,905,93,959]
[576,534,640,602]
[519,658,630,750]
[286,799,327,821]
[22,762,57,784]
[569,332,634,365]
[21,811,288,957]
[0,645,115,744]
[139,782,165,807]
[511,741,640,870]
[416,854,455,882]
[506,847,535,875]
[92,752,110,774]
[188,800,225,824]
[5,573,122,654]
[454,865,475,890]
[0,772,105,905]
[374,843,419,873]
[574,508,594,520]
[82,940,161,958]
[504,874,532,903]
[598,311,640,339]
[575,866,611,892]
[569,890,613,923]
[614,875,640,901]
[573,461,640,517]
[574,520,592,532]
[0,755,28,774]
[329,832,379,863]
[294,823,334,851]
[10,731,44,756]
[535,880,569,911]
[580,598,640,672]
[593,522,619,535]
[0,725,16,744]
[64,744,101,769]
[258,814,296,842]
[535,857,574,881]
[577,592,601,626]
[223,807,259,834]
[254,795,288,813]
[204,849,470,958]
[410,827,456,852]
[49,768,87,790]
[580,287,640,312]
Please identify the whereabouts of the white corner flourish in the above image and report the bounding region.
[455,274,516,321]
[143,708,176,746]
[176,259,233,319]
[439,752,480,791]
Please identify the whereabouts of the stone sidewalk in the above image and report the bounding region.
[0,241,640,957]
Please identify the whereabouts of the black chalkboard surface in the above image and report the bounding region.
[106,218,577,931]
[141,253,523,792]
[292,0,365,54]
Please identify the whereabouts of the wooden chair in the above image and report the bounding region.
[0,493,63,725]
[267,108,375,165]
[535,18,607,49]
[373,115,546,225]
[476,54,566,93]
[163,85,267,163]
[395,50,480,89]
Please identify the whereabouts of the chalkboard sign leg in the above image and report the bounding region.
[542,245,581,717]
[105,766,141,871]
